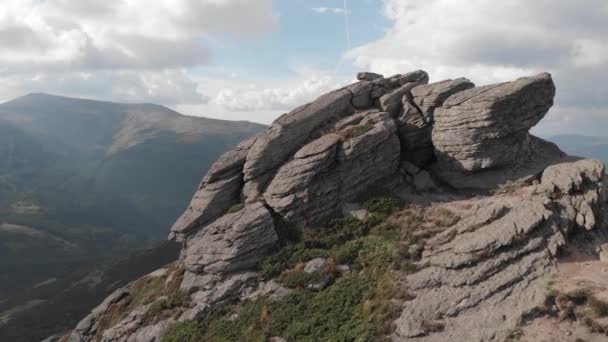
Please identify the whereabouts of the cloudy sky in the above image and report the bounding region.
[1,0,607,136]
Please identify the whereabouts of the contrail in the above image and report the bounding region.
[343,0,351,50]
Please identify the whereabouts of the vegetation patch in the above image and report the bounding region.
[227,203,245,214]
[344,124,374,139]
[161,321,205,342]
[278,270,324,289]
[160,197,451,341]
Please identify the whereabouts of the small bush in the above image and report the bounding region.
[363,197,401,217]
[227,203,245,214]
[161,321,205,342]
[303,217,369,249]
[279,270,324,289]
[143,291,189,323]
[259,244,329,279]
[131,276,166,306]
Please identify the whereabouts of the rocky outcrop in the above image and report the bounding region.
[68,69,608,342]
[393,159,606,341]
[432,73,555,172]
[183,202,277,275]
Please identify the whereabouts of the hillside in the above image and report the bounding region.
[0,93,264,303]
[62,71,608,342]
[548,134,608,162]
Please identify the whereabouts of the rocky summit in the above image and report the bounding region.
[64,70,608,342]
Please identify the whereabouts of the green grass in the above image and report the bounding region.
[162,321,205,342]
[161,196,427,342]
[279,270,324,289]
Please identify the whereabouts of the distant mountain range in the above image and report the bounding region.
[547,134,608,162]
[0,93,265,299]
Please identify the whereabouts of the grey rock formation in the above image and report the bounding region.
[432,73,556,173]
[169,136,258,241]
[243,89,354,200]
[183,202,277,275]
[393,159,606,342]
[264,113,400,227]
[67,70,607,342]
[397,78,475,167]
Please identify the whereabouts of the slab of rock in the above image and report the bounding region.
[264,114,400,227]
[263,134,341,226]
[432,73,556,173]
[243,89,354,200]
[183,202,278,275]
[411,78,475,121]
[169,136,257,240]
[338,115,401,202]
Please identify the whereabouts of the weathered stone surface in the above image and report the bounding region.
[264,113,400,227]
[431,135,566,190]
[347,81,374,109]
[396,78,474,167]
[243,89,354,200]
[379,83,422,116]
[357,72,383,81]
[411,78,475,120]
[304,258,327,274]
[338,116,401,201]
[433,73,556,172]
[183,202,278,275]
[169,136,257,240]
[393,160,606,342]
[263,133,341,226]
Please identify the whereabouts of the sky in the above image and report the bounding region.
[0,0,607,137]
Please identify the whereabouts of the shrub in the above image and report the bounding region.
[131,276,166,306]
[161,321,205,342]
[279,270,323,289]
[303,217,369,249]
[259,244,329,279]
[363,197,401,217]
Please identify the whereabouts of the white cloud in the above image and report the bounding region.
[0,0,277,105]
[0,69,207,105]
[346,0,608,135]
[213,75,351,112]
[312,7,346,14]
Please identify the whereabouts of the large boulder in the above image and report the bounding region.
[432,73,556,172]
[183,202,278,275]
